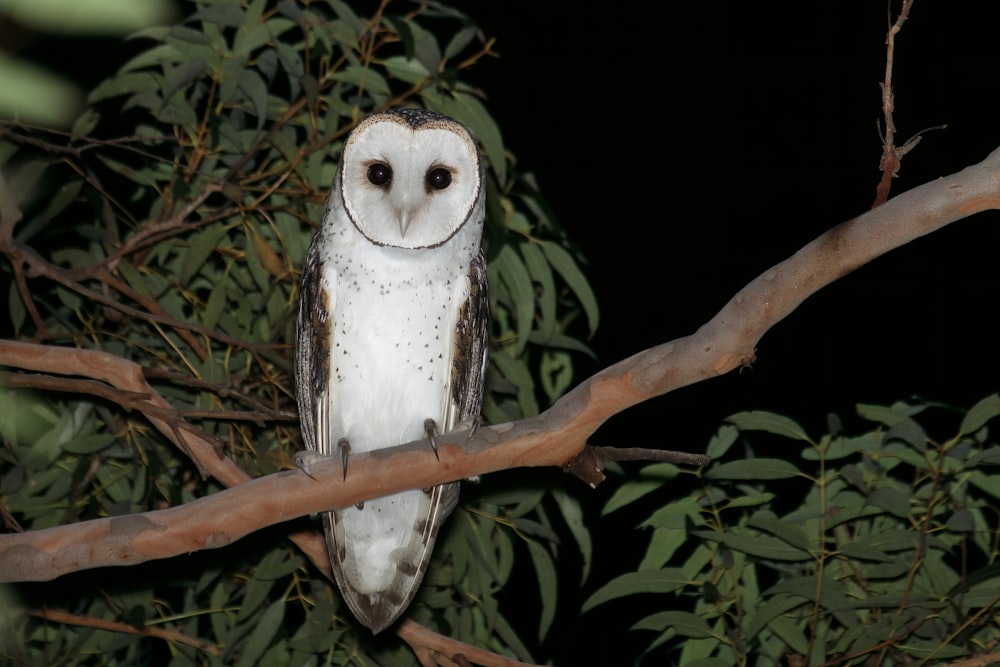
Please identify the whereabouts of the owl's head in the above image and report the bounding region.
[338,108,483,249]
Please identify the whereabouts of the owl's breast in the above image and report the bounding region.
[324,250,470,454]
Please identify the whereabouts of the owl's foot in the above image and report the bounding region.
[294,451,323,480]
[453,416,482,484]
[424,418,441,461]
[455,415,481,442]
[294,438,352,483]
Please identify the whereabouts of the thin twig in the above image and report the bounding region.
[30,608,223,657]
[873,0,915,207]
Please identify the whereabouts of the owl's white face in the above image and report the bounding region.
[339,111,482,249]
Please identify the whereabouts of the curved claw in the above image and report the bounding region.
[424,418,440,461]
[464,416,481,443]
[337,437,351,481]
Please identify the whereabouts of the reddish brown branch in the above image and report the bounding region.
[0,339,333,581]
[873,0,915,207]
[4,142,1000,584]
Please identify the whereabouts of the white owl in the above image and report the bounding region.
[295,108,488,633]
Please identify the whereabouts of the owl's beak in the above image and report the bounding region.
[397,210,415,238]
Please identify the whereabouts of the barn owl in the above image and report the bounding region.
[295,108,488,633]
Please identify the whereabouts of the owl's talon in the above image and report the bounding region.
[424,418,440,461]
[295,451,322,480]
[464,416,481,443]
[338,438,351,481]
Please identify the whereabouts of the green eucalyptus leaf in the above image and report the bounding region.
[704,458,801,481]
[236,599,285,667]
[582,569,690,612]
[540,240,599,334]
[238,67,269,130]
[631,610,713,638]
[552,488,592,583]
[525,539,557,639]
[494,244,534,356]
[960,394,1000,435]
[691,529,813,561]
[726,410,811,441]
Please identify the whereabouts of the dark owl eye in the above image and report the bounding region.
[426,167,452,190]
[367,163,392,186]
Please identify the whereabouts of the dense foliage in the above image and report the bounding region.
[1,1,597,664]
[590,397,1000,665]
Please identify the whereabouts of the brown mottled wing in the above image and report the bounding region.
[295,239,332,458]
[445,250,490,432]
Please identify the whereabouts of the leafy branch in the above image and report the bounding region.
[4,139,1000,579]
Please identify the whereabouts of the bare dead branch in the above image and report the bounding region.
[873,0,915,207]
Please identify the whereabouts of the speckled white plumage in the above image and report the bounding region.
[296,108,488,633]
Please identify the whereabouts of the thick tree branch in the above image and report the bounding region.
[3,143,1000,584]
[0,339,333,580]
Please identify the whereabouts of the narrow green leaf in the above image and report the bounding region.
[180,224,228,285]
[638,527,687,571]
[489,349,538,417]
[604,479,668,516]
[768,614,810,656]
[540,240,599,334]
[582,569,690,612]
[837,542,895,562]
[159,56,206,104]
[897,639,967,659]
[639,495,700,530]
[539,350,573,402]
[275,41,304,78]
[704,458,801,481]
[525,540,557,639]
[495,244,534,356]
[189,4,245,29]
[519,240,556,342]
[856,402,913,428]
[883,418,927,451]
[745,594,808,638]
[725,492,775,509]
[705,424,738,459]
[726,410,810,441]
[552,488,592,583]
[236,599,284,667]
[443,24,478,61]
[238,68,268,130]
[691,530,813,561]
[7,280,26,336]
[960,393,1000,435]
[327,0,365,35]
[746,516,812,551]
[236,575,273,623]
[61,433,116,455]
[866,487,911,518]
[203,281,228,330]
[631,611,713,638]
